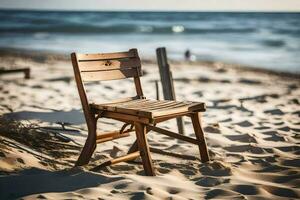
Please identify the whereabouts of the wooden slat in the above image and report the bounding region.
[101,111,151,124]
[77,51,136,61]
[154,113,191,123]
[91,151,140,171]
[150,147,198,160]
[98,104,152,118]
[119,99,178,110]
[78,57,141,72]
[112,99,149,107]
[115,107,152,118]
[122,102,185,114]
[122,100,163,109]
[93,99,149,111]
[91,96,140,106]
[145,102,186,110]
[148,125,199,145]
[151,102,193,112]
[152,103,204,117]
[92,99,205,119]
[96,132,131,143]
[94,99,153,118]
[81,67,141,81]
[112,102,204,118]
[96,128,134,143]
[123,99,162,107]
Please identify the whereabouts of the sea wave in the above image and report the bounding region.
[262,39,286,47]
[0,10,299,73]
[0,25,258,34]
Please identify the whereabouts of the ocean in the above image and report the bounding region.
[0,10,299,73]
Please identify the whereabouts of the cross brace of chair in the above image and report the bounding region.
[92,123,207,171]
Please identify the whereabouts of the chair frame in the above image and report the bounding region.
[71,49,209,176]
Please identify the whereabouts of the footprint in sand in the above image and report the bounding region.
[157,167,171,174]
[167,187,180,194]
[289,98,299,105]
[16,158,25,164]
[262,185,300,198]
[204,124,221,134]
[225,133,257,143]
[276,145,300,153]
[193,91,203,97]
[195,176,229,187]
[265,134,286,142]
[114,182,129,189]
[235,120,254,127]
[200,161,232,177]
[264,108,285,115]
[144,187,153,195]
[205,188,242,199]
[281,158,300,168]
[224,144,271,154]
[230,184,262,195]
[36,194,47,199]
[0,152,6,158]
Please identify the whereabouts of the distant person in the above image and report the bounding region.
[184,49,191,61]
[184,49,196,61]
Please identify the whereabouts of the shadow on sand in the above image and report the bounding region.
[0,167,122,199]
[3,109,85,125]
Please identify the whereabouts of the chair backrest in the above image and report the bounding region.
[71,49,144,126]
[72,48,142,82]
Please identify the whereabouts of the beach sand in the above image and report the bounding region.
[0,49,299,199]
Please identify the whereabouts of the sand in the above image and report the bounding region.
[0,49,299,200]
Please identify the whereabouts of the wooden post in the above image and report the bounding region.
[24,68,30,79]
[155,80,160,100]
[156,47,185,135]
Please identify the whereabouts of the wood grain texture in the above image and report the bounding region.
[135,122,155,176]
[78,57,141,72]
[91,151,140,171]
[76,50,136,61]
[191,112,210,162]
[81,67,141,81]
[71,53,97,166]
[91,99,205,119]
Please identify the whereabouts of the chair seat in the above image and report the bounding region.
[90,98,205,119]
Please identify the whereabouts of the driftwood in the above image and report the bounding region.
[0,68,30,79]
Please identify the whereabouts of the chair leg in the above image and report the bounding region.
[134,122,156,176]
[191,112,210,162]
[127,140,138,154]
[127,126,150,154]
[75,120,97,166]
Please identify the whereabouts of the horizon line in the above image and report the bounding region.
[1,8,300,13]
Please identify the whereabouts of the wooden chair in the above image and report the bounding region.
[71,49,209,176]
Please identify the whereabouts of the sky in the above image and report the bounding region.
[0,0,300,12]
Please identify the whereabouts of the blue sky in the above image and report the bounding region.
[0,0,300,11]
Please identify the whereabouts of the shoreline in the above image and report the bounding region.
[0,47,299,80]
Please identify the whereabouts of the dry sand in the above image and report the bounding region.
[0,49,299,200]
